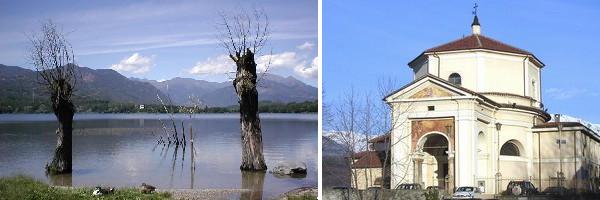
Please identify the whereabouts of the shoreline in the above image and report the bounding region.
[0,112,318,122]
[52,185,317,200]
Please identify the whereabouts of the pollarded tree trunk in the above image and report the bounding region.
[233,48,267,171]
[29,21,77,175]
[46,88,75,174]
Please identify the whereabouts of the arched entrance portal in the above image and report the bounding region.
[416,133,452,190]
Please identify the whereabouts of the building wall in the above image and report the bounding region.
[389,96,482,190]
[427,52,477,89]
[388,90,546,194]
[412,51,542,108]
[533,129,600,192]
[351,168,383,190]
[527,62,541,101]
[412,57,429,79]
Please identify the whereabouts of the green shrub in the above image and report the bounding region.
[423,188,439,200]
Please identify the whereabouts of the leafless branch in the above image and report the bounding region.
[217,8,270,70]
[28,19,77,106]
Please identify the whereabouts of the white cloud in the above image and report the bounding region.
[294,56,319,79]
[110,53,153,74]
[188,51,318,81]
[257,52,299,71]
[188,54,234,75]
[190,52,300,76]
[297,41,315,50]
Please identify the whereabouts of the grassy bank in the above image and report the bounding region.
[0,175,171,200]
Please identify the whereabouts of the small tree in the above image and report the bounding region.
[29,20,77,174]
[324,77,414,199]
[217,10,269,171]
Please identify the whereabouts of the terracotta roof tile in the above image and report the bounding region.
[352,151,384,168]
[351,151,371,159]
[425,34,531,55]
[533,122,586,128]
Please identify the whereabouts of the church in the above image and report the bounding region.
[380,15,600,194]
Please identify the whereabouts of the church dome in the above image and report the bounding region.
[424,34,531,56]
[407,16,545,107]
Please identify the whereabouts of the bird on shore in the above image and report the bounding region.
[92,186,115,196]
[141,183,156,194]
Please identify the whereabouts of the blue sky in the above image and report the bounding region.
[324,0,600,123]
[0,0,317,85]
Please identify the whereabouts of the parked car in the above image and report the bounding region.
[452,186,482,199]
[396,183,422,190]
[503,180,538,196]
[542,186,570,196]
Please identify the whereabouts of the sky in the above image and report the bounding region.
[324,0,600,124]
[0,0,318,85]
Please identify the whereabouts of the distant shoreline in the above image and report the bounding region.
[0,100,318,114]
[0,112,318,122]
[0,111,318,114]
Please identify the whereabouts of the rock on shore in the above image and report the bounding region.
[269,162,307,176]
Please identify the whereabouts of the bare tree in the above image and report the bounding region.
[376,78,413,191]
[323,78,414,199]
[217,10,269,171]
[325,88,364,199]
[28,20,77,174]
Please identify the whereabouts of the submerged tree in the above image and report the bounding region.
[218,10,269,171]
[29,20,77,174]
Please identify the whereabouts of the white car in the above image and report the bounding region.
[451,186,482,199]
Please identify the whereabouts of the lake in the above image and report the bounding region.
[0,113,317,199]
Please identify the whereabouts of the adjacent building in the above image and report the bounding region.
[350,134,390,189]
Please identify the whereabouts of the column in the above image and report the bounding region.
[448,151,455,192]
[413,155,424,186]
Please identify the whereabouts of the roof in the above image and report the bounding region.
[369,133,390,143]
[351,151,371,159]
[352,151,384,169]
[533,121,600,142]
[533,122,588,129]
[472,15,480,26]
[424,34,531,55]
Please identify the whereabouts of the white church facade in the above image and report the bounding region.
[384,16,600,194]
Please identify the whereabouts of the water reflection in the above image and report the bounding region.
[241,171,265,200]
[190,136,196,189]
[272,172,307,179]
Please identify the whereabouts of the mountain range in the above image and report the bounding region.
[0,64,317,107]
[134,73,317,107]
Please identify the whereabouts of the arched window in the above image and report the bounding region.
[500,141,520,156]
[449,73,461,86]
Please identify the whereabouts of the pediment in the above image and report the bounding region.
[408,84,455,99]
[385,75,472,101]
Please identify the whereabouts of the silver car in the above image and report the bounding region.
[451,186,482,199]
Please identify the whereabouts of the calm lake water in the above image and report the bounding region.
[0,113,317,199]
